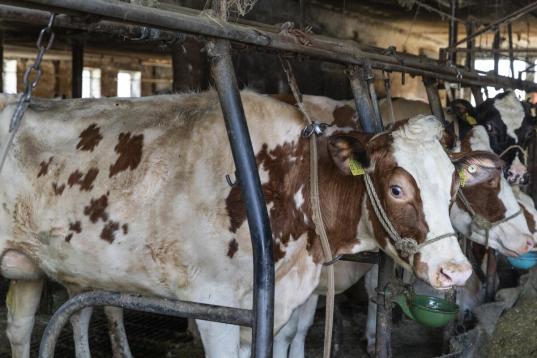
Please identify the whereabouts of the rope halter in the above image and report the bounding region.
[456,189,522,248]
[499,144,528,166]
[351,159,457,258]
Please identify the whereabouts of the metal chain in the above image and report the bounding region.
[0,13,55,174]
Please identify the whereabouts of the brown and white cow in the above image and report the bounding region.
[0,91,495,358]
[271,95,534,358]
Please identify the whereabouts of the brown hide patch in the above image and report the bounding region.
[69,221,82,233]
[459,176,505,223]
[414,253,429,276]
[65,221,82,242]
[37,157,53,178]
[122,224,128,235]
[68,168,99,191]
[101,221,120,243]
[332,105,357,128]
[52,183,65,196]
[84,194,109,223]
[77,124,103,152]
[109,132,144,177]
[521,205,536,233]
[227,239,239,258]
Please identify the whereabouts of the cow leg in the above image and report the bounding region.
[196,320,240,358]
[288,294,319,358]
[5,279,44,358]
[273,305,300,358]
[104,306,133,358]
[364,266,378,356]
[70,306,93,358]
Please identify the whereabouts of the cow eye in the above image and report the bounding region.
[390,185,403,198]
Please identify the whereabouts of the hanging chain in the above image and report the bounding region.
[0,13,55,175]
[10,13,56,132]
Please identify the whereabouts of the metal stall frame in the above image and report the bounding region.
[2,1,537,358]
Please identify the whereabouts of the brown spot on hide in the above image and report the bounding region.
[68,168,99,191]
[458,175,505,223]
[332,105,357,127]
[65,233,73,242]
[521,205,536,233]
[414,253,429,276]
[227,239,239,258]
[52,183,65,196]
[109,132,144,177]
[77,124,103,152]
[101,221,119,243]
[69,221,82,234]
[122,223,128,235]
[83,194,109,223]
[37,157,53,177]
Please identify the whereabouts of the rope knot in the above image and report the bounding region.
[472,215,493,231]
[394,237,419,258]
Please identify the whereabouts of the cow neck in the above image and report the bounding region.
[456,189,522,248]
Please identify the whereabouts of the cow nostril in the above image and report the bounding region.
[521,173,530,185]
[527,240,534,250]
[439,268,453,286]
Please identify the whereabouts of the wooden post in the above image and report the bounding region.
[448,0,458,65]
[466,21,475,71]
[508,24,515,78]
[471,86,484,105]
[71,40,83,98]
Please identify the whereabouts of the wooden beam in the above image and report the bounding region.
[71,40,83,98]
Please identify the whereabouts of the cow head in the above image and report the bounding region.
[475,91,533,185]
[327,115,498,289]
[451,126,534,256]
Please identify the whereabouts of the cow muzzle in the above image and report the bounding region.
[435,261,472,288]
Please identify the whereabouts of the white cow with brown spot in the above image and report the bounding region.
[0,91,496,358]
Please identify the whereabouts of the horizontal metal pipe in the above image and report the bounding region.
[39,291,253,358]
[3,0,537,91]
[340,252,379,264]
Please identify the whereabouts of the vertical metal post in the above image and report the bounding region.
[508,24,515,78]
[484,249,497,302]
[471,86,484,105]
[448,0,458,65]
[493,31,501,76]
[442,289,457,353]
[423,77,446,124]
[383,72,396,126]
[348,67,380,133]
[209,1,274,357]
[375,252,393,358]
[71,40,83,98]
[466,21,475,71]
[0,31,4,92]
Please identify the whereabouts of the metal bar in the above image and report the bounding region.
[209,2,274,356]
[508,24,515,78]
[448,0,457,64]
[364,65,383,132]
[348,67,376,133]
[38,291,253,357]
[3,0,537,91]
[340,252,379,264]
[484,249,497,302]
[465,21,475,71]
[0,31,3,92]
[375,252,394,358]
[71,39,83,98]
[423,77,447,124]
[383,72,396,126]
[471,86,484,105]
[453,1,537,47]
[493,31,500,76]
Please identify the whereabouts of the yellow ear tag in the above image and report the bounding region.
[464,113,477,126]
[458,168,467,188]
[349,159,365,176]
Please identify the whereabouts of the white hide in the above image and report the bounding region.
[493,92,525,141]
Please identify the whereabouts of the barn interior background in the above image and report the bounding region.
[1,0,537,357]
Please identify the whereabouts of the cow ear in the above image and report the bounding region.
[451,150,504,187]
[450,99,477,126]
[328,133,370,175]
